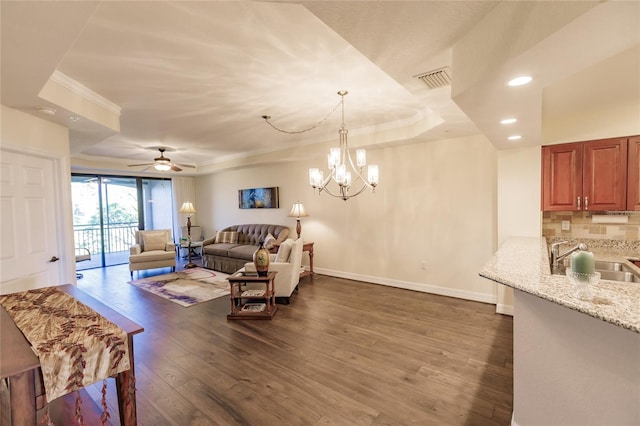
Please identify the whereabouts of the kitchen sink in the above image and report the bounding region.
[553,259,640,283]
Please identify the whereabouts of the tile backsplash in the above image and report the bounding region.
[542,211,640,241]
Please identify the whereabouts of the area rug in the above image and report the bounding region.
[128,268,230,307]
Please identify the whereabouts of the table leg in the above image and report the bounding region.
[308,246,314,277]
[115,340,137,426]
[9,369,36,425]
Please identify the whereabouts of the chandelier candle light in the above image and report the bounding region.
[262,90,379,201]
[288,201,309,239]
[178,201,197,268]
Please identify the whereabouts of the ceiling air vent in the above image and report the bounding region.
[414,66,452,89]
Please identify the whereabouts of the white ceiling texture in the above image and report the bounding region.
[1,1,638,176]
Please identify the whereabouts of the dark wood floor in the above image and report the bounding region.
[77,260,513,425]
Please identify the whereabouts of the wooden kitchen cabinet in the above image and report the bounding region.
[582,137,627,211]
[628,136,640,210]
[542,142,583,211]
[542,137,628,211]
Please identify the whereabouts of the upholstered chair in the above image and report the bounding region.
[129,229,176,278]
[241,238,304,303]
[75,247,91,279]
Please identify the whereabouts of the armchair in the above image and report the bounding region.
[129,229,176,278]
[242,238,303,303]
[75,247,91,279]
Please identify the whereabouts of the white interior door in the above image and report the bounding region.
[1,150,63,294]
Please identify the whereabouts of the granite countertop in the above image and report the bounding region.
[480,237,640,333]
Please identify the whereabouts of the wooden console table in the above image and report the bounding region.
[0,284,144,426]
[270,241,314,278]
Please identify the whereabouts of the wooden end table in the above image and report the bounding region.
[227,271,278,320]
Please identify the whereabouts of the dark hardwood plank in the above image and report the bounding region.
[77,263,513,425]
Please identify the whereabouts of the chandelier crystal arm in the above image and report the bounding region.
[345,149,372,189]
[318,179,370,201]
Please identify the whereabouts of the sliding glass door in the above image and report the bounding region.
[72,175,173,270]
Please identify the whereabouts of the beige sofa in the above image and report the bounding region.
[201,224,289,274]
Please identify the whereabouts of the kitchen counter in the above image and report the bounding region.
[480,237,640,426]
[480,236,640,333]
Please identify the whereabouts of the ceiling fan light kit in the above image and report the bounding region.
[154,162,172,171]
[128,148,195,172]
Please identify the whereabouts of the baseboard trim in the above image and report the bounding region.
[511,413,519,426]
[315,267,497,305]
[496,303,514,316]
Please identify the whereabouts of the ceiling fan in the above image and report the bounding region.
[128,148,195,172]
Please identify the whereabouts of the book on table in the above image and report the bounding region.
[241,289,265,297]
[241,303,266,313]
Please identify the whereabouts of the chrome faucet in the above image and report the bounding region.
[550,241,588,269]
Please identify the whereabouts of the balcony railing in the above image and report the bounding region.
[74,222,139,255]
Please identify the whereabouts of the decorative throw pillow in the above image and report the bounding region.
[142,232,166,251]
[275,239,293,263]
[263,233,276,249]
[216,231,239,244]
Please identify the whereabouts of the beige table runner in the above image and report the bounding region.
[0,287,130,402]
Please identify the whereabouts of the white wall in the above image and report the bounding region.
[1,105,70,156]
[495,147,542,314]
[196,134,499,303]
[542,98,640,145]
[542,46,640,145]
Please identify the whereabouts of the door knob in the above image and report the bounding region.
[49,256,60,263]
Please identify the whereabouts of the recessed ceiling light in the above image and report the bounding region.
[69,115,80,122]
[508,135,522,141]
[508,76,532,87]
[500,118,517,125]
[36,106,57,116]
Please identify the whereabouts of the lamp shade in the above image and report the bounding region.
[288,202,309,219]
[178,201,196,215]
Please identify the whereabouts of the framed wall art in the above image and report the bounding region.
[238,187,280,209]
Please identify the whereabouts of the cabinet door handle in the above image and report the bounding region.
[49,256,60,263]
[585,197,589,210]
[577,196,581,210]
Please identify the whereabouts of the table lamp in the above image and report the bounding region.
[288,201,309,239]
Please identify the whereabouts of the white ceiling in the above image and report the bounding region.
[1,1,638,175]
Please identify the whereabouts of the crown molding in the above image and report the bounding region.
[50,70,121,116]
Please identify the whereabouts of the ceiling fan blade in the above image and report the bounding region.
[175,163,196,168]
[128,162,154,167]
[170,165,183,172]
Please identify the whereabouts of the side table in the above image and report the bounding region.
[270,241,314,278]
[227,271,278,320]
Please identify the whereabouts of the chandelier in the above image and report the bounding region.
[262,90,379,201]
